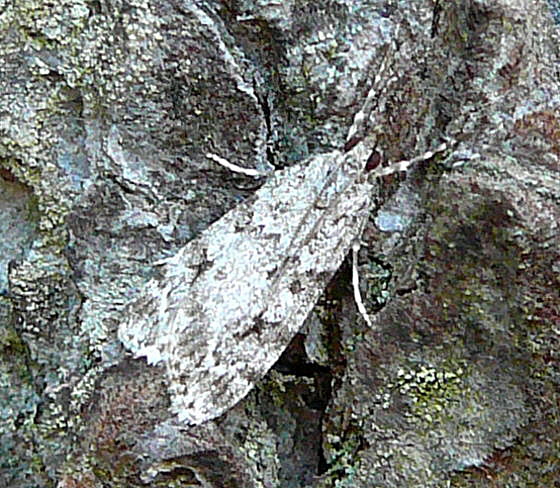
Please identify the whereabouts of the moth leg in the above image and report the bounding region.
[206,152,270,178]
[367,141,449,178]
[351,239,373,328]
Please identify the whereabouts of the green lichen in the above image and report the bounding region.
[363,259,392,310]
[320,434,361,488]
[0,322,26,357]
[388,362,467,425]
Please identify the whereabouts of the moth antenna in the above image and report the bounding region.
[345,41,398,148]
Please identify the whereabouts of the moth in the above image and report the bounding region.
[118,133,447,425]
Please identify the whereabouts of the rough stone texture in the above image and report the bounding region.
[0,1,558,487]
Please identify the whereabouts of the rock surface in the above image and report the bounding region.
[1,1,558,487]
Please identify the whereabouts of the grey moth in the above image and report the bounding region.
[118,137,446,425]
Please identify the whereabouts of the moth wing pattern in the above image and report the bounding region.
[118,142,373,425]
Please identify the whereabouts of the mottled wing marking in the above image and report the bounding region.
[118,142,373,425]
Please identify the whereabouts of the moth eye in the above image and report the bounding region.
[366,151,382,171]
[344,135,362,152]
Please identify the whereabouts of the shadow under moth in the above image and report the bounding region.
[118,132,448,425]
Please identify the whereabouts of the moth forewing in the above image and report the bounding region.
[118,142,374,425]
